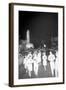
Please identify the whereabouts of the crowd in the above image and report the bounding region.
[19,49,58,78]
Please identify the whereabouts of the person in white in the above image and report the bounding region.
[33,51,39,76]
[27,52,33,77]
[23,54,28,73]
[48,51,55,76]
[55,51,58,77]
[42,52,47,71]
[37,50,41,65]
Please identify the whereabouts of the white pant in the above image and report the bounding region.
[27,63,32,77]
[55,60,58,77]
[50,62,55,76]
[34,62,38,76]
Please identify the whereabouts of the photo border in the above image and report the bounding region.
[9,3,64,87]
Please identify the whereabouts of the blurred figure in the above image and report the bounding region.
[37,50,41,65]
[23,54,28,73]
[42,52,47,71]
[33,51,39,76]
[48,51,55,76]
[27,52,33,77]
[55,51,58,77]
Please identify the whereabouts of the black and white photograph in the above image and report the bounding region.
[19,11,58,79]
[9,3,64,87]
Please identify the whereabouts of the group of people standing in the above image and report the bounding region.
[21,49,58,78]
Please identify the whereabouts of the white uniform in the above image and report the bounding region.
[55,51,58,77]
[48,52,55,76]
[37,51,41,64]
[27,54,33,71]
[27,53,33,77]
[23,55,28,72]
[33,52,38,76]
[42,53,47,70]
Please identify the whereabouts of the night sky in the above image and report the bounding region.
[19,11,58,48]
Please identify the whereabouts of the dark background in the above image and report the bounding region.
[19,11,58,48]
